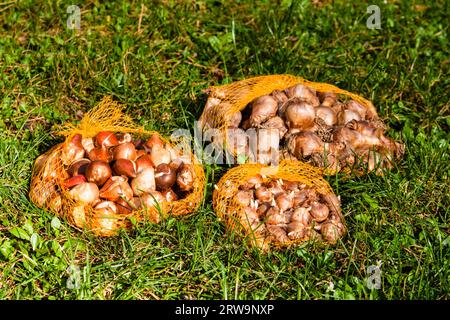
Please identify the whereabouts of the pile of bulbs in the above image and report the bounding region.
[234,174,345,246]
[58,131,195,220]
[228,84,404,172]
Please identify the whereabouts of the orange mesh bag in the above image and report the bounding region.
[213,160,346,251]
[199,74,404,174]
[29,97,205,236]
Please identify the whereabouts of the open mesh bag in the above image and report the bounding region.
[213,160,346,250]
[199,74,404,174]
[29,97,205,236]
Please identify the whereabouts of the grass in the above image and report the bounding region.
[0,0,448,300]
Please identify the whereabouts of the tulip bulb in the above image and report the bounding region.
[286,221,308,240]
[315,106,337,126]
[93,201,119,233]
[287,132,324,158]
[135,155,154,173]
[271,90,289,109]
[241,175,264,190]
[113,142,137,161]
[95,131,119,148]
[310,202,329,222]
[69,182,99,204]
[176,163,194,192]
[284,100,316,130]
[88,147,112,162]
[318,92,337,108]
[321,221,343,243]
[68,158,91,176]
[255,186,272,202]
[290,207,312,225]
[63,175,87,189]
[275,193,294,211]
[145,134,164,149]
[249,95,278,127]
[267,225,290,243]
[260,116,288,139]
[286,84,320,107]
[82,138,95,153]
[99,176,133,201]
[61,134,85,165]
[85,160,112,186]
[236,190,253,207]
[162,189,178,202]
[155,163,176,191]
[346,100,367,120]
[229,111,242,128]
[131,168,156,196]
[338,109,361,125]
[112,159,137,178]
[150,144,171,167]
[266,207,290,225]
[141,191,165,209]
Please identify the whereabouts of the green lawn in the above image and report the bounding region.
[0,0,448,300]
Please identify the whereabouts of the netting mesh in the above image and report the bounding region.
[29,96,205,236]
[212,160,345,250]
[199,74,378,141]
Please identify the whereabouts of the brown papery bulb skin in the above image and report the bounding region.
[95,131,119,148]
[113,159,137,178]
[249,95,278,127]
[229,111,242,128]
[286,84,320,107]
[260,116,288,139]
[176,163,194,192]
[256,202,271,217]
[255,186,272,202]
[155,163,176,191]
[266,207,290,225]
[286,221,308,240]
[321,222,343,243]
[338,109,361,125]
[113,142,137,161]
[288,131,324,158]
[236,190,253,207]
[271,90,289,108]
[315,106,337,126]
[241,174,264,190]
[68,158,91,176]
[290,207,312,225]
[88,147,112,162]
[267,225,290,243]
[346,100,367,120]
[69,182,99,204]
[310,202,330,222]
[284,100,316,130]
[85,160,112,186]
[275,193,294,211]
[318,92,337,108]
